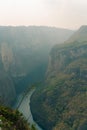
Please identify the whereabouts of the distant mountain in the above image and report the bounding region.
[31,26,87,130]
[67,25,87,42]
[0,26,74,105]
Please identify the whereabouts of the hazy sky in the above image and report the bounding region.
[0,0,87,29]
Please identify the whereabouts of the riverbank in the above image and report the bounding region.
[14,89,42,130]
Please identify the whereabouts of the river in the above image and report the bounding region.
[14,89,42,130]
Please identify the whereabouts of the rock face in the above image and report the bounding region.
[31,26,87,130]
[0,43,15,106]
[47,41,87,78]
[1,43,14,72]
[0,26,73,105]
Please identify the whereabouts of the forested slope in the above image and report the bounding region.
[31,26,87,130]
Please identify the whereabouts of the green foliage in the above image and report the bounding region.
[0,106,31,130]
[31,124,37,130]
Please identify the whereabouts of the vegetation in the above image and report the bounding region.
[31,40,87,130]
[0,105,36,130]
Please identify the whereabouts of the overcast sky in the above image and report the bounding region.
[0,0,87,29]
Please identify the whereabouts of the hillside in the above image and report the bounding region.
[31,26,87,130]
[0,26,73,105]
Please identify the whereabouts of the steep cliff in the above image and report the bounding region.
[31,26,87,130]
[0,26,73,77]
[0,26,73,105]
